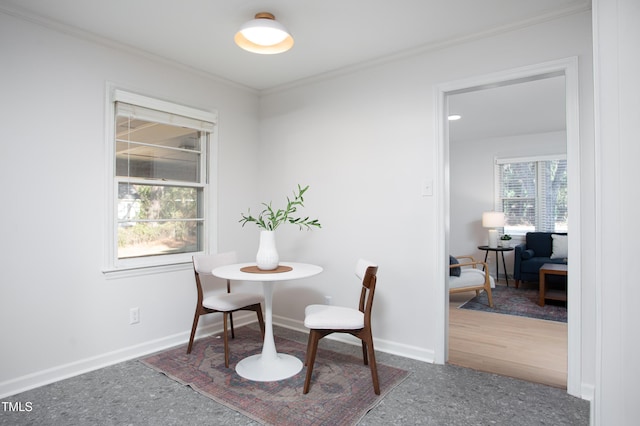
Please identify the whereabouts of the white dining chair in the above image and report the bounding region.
[303,259,380,394]
[187,251,265,367]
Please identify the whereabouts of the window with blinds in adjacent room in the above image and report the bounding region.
[495,155,567,236]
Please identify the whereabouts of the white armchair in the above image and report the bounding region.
[449,255,495,308]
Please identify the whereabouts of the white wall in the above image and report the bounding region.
[258,10,595,390]
[0,12,261,396]
[593,0,640,424]
[450,131,567,276]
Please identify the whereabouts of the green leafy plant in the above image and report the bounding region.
[501,234,512,240]
[240,184,322,231]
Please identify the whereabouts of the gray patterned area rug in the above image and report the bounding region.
[459,285,567,322]
[141,327,409,426]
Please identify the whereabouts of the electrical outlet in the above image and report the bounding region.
[129,307,140,325]
[324,296,332,305]
[421,179,433,196]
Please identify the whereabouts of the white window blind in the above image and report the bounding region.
[495,155,567,235]
[115,102,215,133]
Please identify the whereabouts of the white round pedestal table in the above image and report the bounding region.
[211,262,323,382]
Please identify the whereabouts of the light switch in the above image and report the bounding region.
[422,179,433,196]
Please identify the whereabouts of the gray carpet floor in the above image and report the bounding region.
[1,326,589,426]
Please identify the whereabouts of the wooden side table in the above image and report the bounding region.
[477,245,514,286]
[538,263,568,306]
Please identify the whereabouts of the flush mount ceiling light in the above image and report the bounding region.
[234,12,294,54]
[448,114,462,121]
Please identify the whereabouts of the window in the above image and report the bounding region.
[105,89,217,274]
[495,155,567,235]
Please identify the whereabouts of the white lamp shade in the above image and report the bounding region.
[235,12,294,54]
[240,19,289,45]
[482,211,505,228]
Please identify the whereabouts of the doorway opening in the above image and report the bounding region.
[435,58,581,397]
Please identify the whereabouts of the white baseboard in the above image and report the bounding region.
[9,313,554,398]
[579,383,595,426]
[0,314,257,399]
[273,315,436,363]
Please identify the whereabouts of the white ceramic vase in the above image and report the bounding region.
[256,230,279,270]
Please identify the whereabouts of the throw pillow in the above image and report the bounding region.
[521,249,535,260]
[449,255,461,277]
[550,234,568,259]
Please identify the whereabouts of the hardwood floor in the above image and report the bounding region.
[448,286,568,389]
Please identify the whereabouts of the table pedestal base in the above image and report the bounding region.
[236,353,303,382]
[210,264,323,382]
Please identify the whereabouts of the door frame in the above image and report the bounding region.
[433,57,581,397]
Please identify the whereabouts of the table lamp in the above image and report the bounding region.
[482,211,505,248]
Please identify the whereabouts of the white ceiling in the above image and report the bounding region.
[448,75,567,142]
[2,0,586,140]
[2,0,590,91]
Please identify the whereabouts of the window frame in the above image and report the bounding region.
[103,86,218,277]
[494,154,567,236]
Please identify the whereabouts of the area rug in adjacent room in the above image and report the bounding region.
[140,328,409,426]
[459,285,567,322]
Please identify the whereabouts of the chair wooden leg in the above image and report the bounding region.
[304,330,314,366]
[255,306,265,338]
[303,330,321,394]
[515,279,520,288]
[486,288,494,308]
[364,333,380,395]
[186,311,200,354]
[361,341,368,365]
[229,312,235,339]
[223,313,230,368]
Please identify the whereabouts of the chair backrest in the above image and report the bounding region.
[355,259,378,327]
[355,258,376,279]
[193,251,237,275]
[192,252,238,299]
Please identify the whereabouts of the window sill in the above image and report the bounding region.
[102,261,192,279]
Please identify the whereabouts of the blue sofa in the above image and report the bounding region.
[514,232,567,287]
